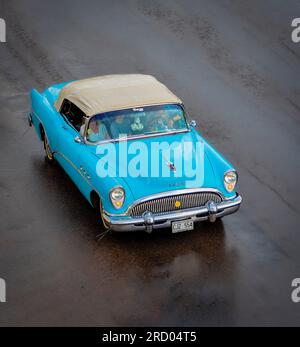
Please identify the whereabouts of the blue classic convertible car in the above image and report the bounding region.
[29,74,242,233]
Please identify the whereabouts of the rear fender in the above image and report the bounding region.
[30,89,60,150]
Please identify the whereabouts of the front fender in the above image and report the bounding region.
[84,150,135,215]
[202,139,238,198]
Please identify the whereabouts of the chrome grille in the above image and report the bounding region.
[130,191,222,217]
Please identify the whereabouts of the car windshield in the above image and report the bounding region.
[85,104,188,143]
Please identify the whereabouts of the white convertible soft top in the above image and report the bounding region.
[54,74,182,117]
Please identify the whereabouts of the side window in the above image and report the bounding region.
[60,99,85,132]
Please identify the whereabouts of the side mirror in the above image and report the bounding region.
[189,120,197,128]
[74,136,84,144]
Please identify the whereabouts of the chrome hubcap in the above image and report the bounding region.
[99,201,109,230]
[44,135,53,160]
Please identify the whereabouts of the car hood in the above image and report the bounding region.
[92,130,220,201]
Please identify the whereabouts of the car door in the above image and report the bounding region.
[55,100,92,200]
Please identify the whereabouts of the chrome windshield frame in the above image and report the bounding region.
[83,103,190,146]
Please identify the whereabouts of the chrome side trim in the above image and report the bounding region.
[54,151,100,198]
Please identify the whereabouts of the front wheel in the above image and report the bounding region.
[42,130,55,163]
[99,199,110,230]
[91,193,110,230]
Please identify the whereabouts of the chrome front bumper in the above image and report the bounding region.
[103,194,242,232]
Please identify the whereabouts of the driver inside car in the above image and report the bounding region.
[86,118,109,142]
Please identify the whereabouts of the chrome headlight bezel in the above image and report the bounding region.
[109,186,125,209]
[224,170,238,193]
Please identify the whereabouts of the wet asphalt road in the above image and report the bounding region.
[0,0,300,326]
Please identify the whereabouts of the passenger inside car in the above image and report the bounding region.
[110,114,131,138]
[148,111,169,133]
[168,113,186,130]
[130,115,144,134]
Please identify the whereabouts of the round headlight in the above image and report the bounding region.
[110,187,125,209]
[224,171,238,192]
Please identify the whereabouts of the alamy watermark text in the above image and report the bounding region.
[291,278,300,303]
[0,278,6,303]
[291,18,300,43]
[0,18,6,43]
